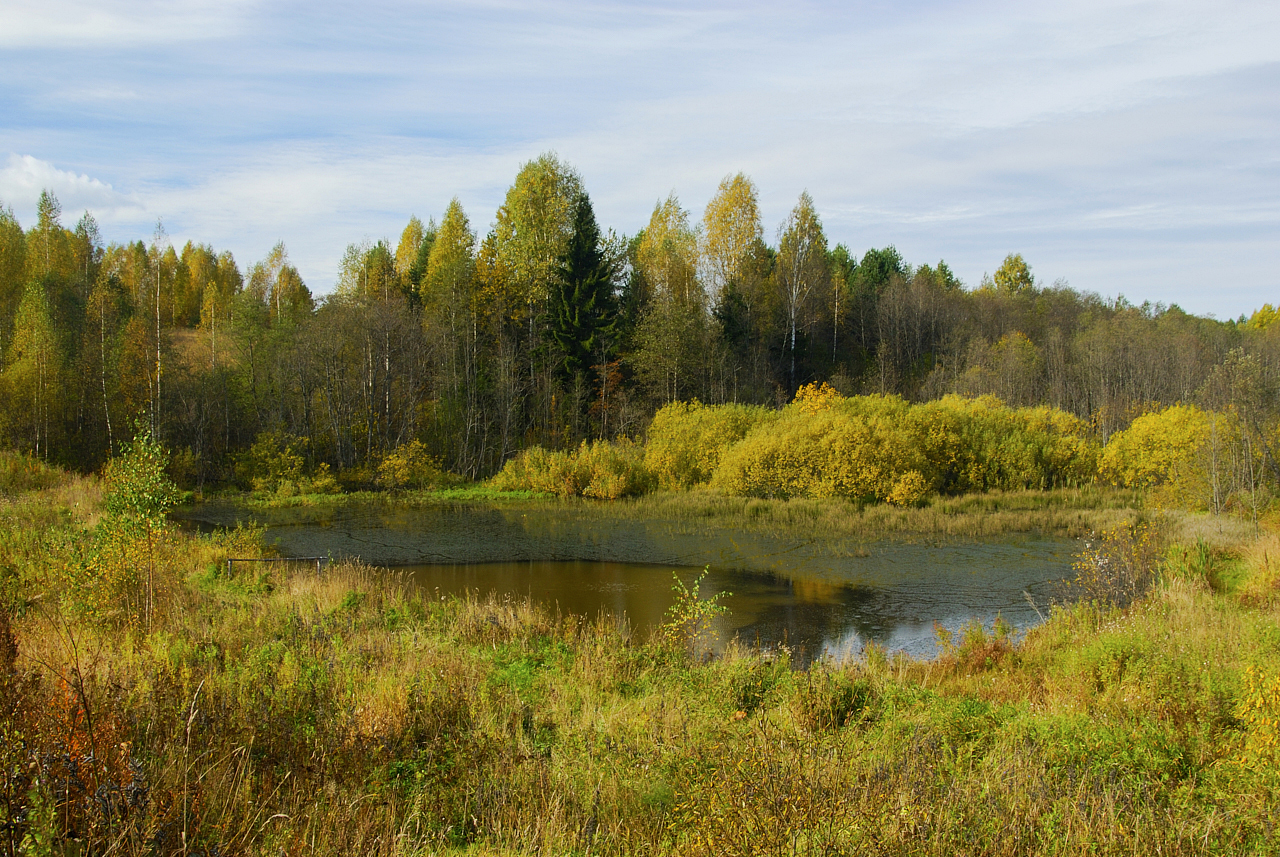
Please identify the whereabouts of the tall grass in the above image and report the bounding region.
[595,485,1144,539]
[2,463,1279,855]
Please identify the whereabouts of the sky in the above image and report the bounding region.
[0,0,1277,319]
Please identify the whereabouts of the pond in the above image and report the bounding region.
[179,499,1077,661]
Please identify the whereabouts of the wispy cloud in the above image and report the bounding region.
[0,0,1276,316]
[0,0,257,47]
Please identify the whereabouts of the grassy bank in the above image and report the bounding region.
[594,485,1150,540]
[211,482,1148,541]
[3,461,1280,855]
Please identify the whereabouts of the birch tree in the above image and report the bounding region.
[776,191,829,391]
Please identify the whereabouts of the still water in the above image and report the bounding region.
[180,500,1076,660]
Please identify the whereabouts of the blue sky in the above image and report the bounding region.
[1,0,1276,318]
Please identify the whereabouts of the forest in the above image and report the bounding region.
[4,152,1278,503]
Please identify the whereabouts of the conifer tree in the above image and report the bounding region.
[549,194,616,381]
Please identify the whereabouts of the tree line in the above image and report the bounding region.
[2,152,1278,490]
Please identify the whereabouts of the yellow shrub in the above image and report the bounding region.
[644,400,775,490]
[1238,665,1280,774]
[913,396,1097,493]
[886,470,929,506]
[708,393,1096,502]
[711,398,926,502]
[577,438,655,499]
[377,440,444,490]
[492,439,653,499]
[1098,404,1238,510]
[791,381,842,415]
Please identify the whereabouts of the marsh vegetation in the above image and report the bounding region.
[3,450,1280,855]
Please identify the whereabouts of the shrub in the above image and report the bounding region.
[1098,404,1242,510]
[913,395,1098,493]
[644,400,775,490]
[377,440,444,490]
[238,431,340,496]
[791,380,842,414]
[577,438,654,499]
[0,450,62,495]
[790,666,874,731]
[706,393,1097,503]
[710,394,926,501]
[492,439,653,499]
[656,568,729,659]
[237,430,305,493]
[1238,665,1280,776]
[91,428,182,628]
[1072,521,1163,608]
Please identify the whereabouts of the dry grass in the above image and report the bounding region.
[602,485,1143,539]
[3,466,1280,855]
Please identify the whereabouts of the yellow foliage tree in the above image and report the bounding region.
[1098,403,1239,510]
[700,173,763,303]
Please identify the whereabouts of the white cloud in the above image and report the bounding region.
[0,0,257,47]
[0,154,140,222]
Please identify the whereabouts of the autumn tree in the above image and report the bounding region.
[335,240,397,304]
[248,242,312,325]
[422,198,485,473]
[700,173,763,303]
[0,204,25,356]
[394,215,430,300]
[27,190,73,284]
[631,193,711,405]
[776,191,829,391]
[636,193,700,307]
[72,211,103,298]
[490,153,583,320]
[992,253,1034,295]
[3,280,62,458]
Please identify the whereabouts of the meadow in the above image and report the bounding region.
[3,445,1280,855]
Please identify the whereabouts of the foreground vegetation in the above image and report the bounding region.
[3,450,1280,855]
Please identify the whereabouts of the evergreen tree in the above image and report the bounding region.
[549,194,616,381]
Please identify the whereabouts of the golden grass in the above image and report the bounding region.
[4,468,1280,855]
[598,485,1144,539]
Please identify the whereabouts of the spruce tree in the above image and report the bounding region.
[549,194,616,381]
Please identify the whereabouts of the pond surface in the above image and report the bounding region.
[179,500,1076,661]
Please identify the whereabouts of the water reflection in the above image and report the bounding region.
[179,500,1075,660]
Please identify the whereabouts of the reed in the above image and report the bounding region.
[591,485,1144,539]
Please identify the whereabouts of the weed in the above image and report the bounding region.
[656,568,729,659]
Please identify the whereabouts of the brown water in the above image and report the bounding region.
[181,499,1076,660]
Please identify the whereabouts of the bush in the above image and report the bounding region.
[710,394,927,501]
[913,395,1098,493]
[644,400,775,490]
[1099,404,1243,510]
[377,440,444,490]
[1072,521,1163,608]
[709,393,1098,502]
[790,666,874,731]
[238,431,340,496]
[91,428,182,627]
[492,438,653,499]
[0,450,63,495]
